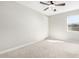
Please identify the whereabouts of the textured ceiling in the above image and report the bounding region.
[17,1,79,16]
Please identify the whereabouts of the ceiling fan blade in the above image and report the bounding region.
[44,7,49,11]
[54,9,56,11]
[50,1,54,4]
[40,2,50,5]
[55,3,65,6]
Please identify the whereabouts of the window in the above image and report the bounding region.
[67,15,79,31]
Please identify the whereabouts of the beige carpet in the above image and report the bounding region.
[0,39,79,58]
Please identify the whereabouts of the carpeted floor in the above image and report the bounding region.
[0,39,79,58]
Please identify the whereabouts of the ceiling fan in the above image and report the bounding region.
[40,1,66,11]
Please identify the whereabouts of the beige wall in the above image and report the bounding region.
[0,1,48,52]
[49,9,79,42]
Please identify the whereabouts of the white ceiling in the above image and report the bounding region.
[17,1,79,16]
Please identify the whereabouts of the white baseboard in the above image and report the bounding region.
[0,37,46,54]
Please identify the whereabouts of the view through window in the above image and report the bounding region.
[67,15,79,31]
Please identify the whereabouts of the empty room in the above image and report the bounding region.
[0,0,79,58]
